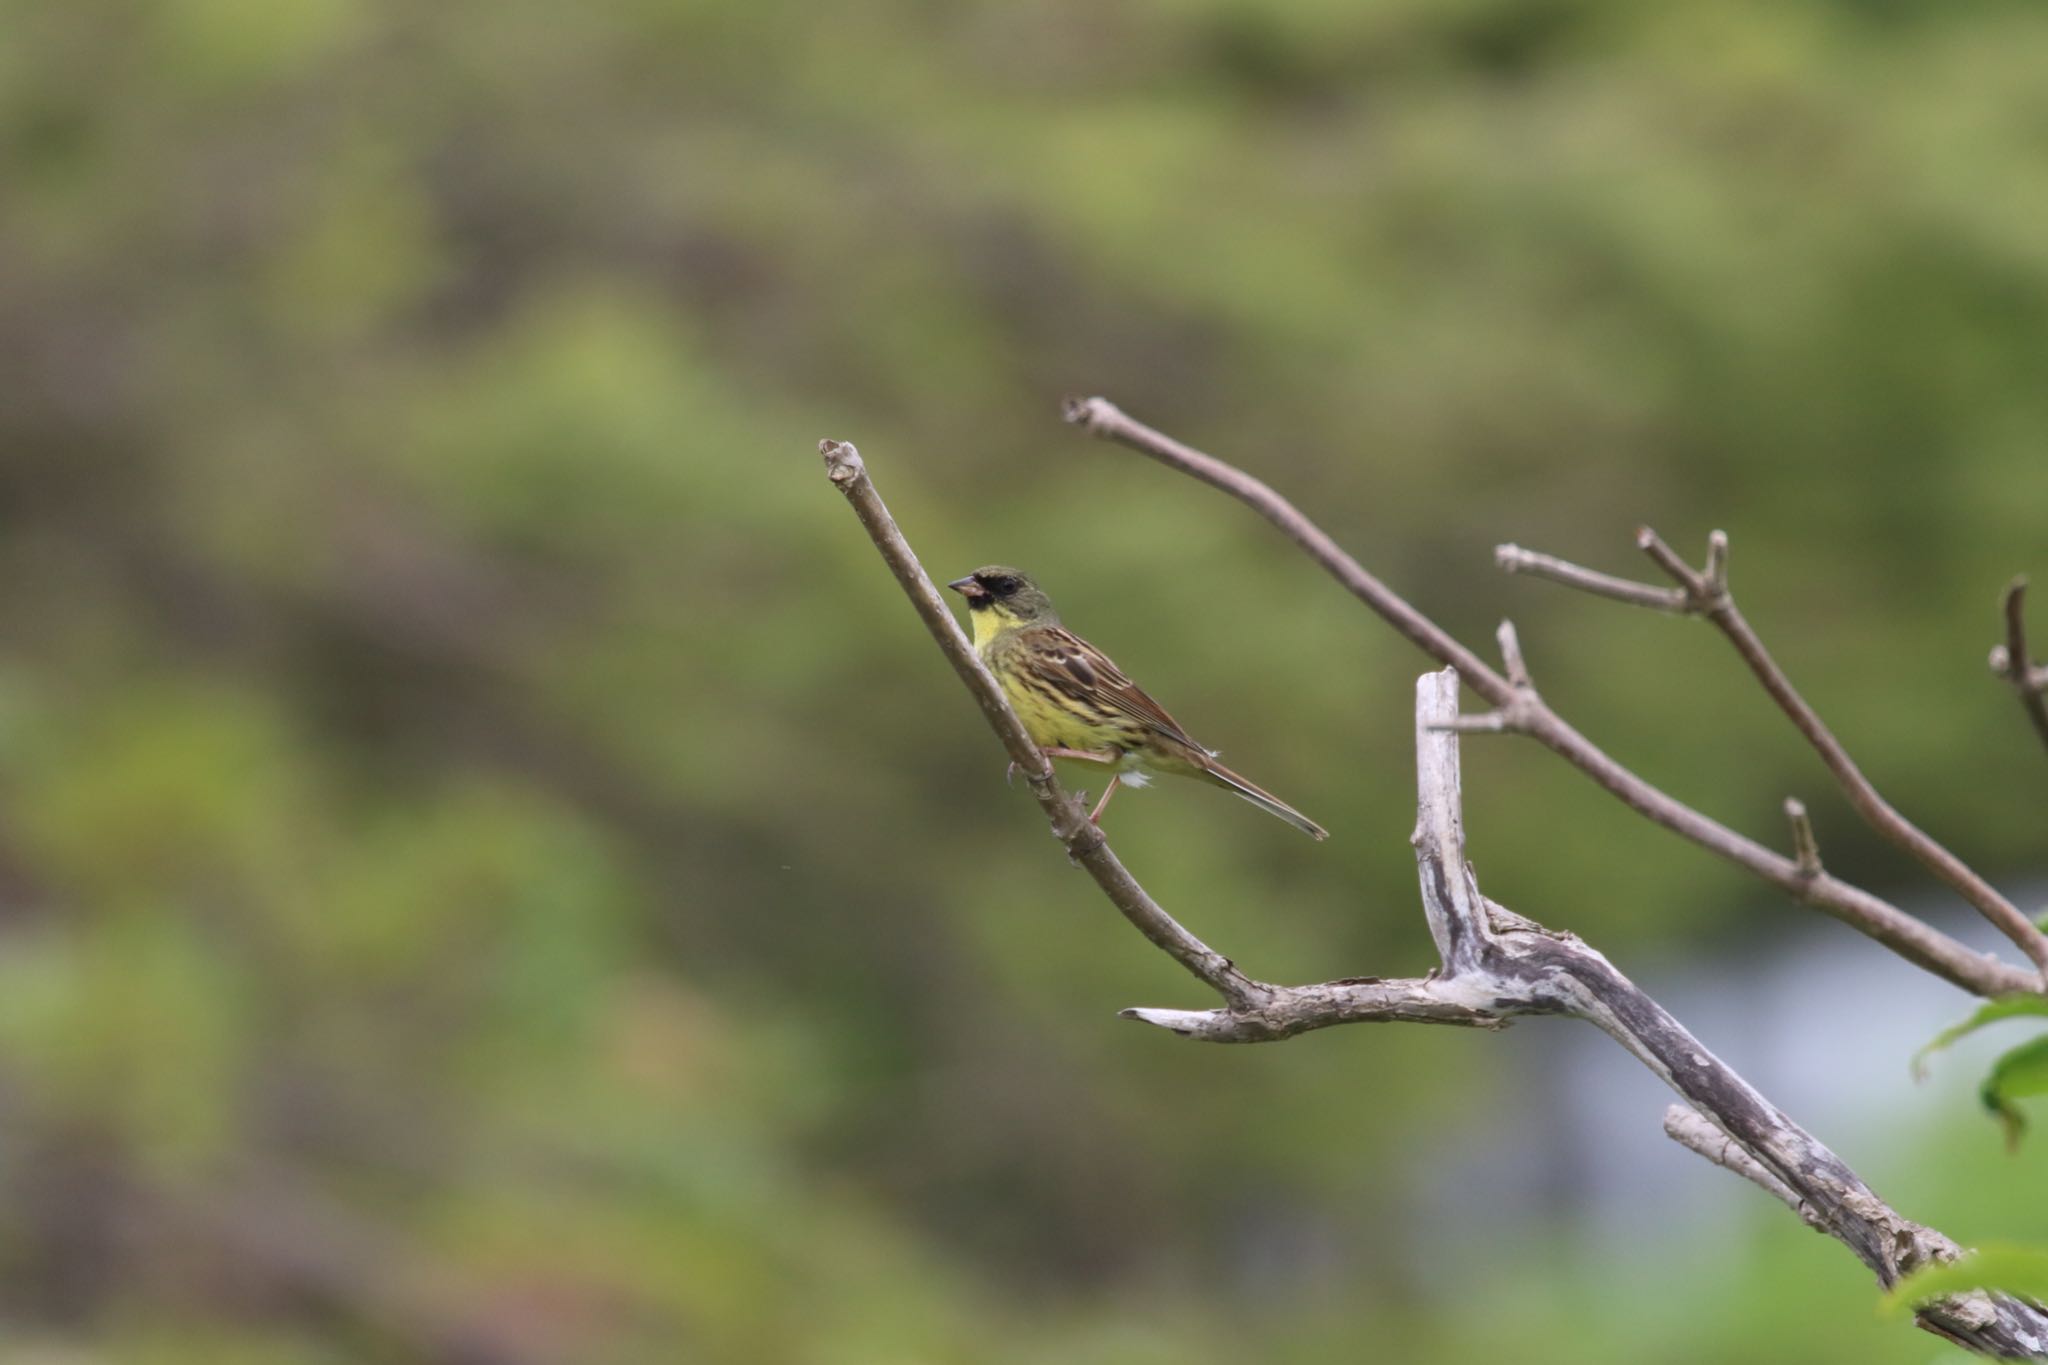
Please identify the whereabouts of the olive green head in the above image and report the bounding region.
[946,565,1059,633]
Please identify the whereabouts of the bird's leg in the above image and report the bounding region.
[1088,775,1122,825]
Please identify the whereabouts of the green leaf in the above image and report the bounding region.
[1881,1243,2048,1317]
[1984,1035,2048,1152]
[1911,995,2048,1081]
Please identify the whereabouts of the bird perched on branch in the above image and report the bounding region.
[946,566,1328,840]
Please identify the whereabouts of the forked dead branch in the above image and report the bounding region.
[1066,396,2042,999]
[821,429,2048,1357]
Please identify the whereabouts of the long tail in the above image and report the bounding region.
[1195,756,1329,841]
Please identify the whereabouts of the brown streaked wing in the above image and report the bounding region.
[1020,626,1204,751]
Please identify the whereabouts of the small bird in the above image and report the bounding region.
[946,566,1328,839]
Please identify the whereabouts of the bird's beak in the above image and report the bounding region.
[947,576,987,602]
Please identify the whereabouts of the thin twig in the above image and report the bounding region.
[1633,529,2048,980]
[1437,711,1518,734]
[1703,529,1730,597]
[1785,798,1822,879]
[1497,543,1691,613]
[1992,576,2048,754]
[1496,620,1534,692]
[1063,398,2036,999]
[821,439,1265,1008]
[1636,526,1710,599]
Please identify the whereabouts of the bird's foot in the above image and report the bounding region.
[1009,748,1115,784]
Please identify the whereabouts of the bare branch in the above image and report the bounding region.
[820,438,1266,1008]
[1436,711,1520,734]
[1119,975,1507,1042]
[1633,529,2048,979]
[1992,576,2048,754]
[1497,543,1691,613]
[1061,396,1509,693]
[1064,398,2036,999]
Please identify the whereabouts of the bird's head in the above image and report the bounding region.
[946,565,1058,633]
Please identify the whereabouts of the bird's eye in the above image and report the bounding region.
[985,576,1017,595]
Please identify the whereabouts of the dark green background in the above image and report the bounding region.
[3,0,2046,1359]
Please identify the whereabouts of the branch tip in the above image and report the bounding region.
[1784,797,1822,878]
[1119,1006,1202,1035]
[1062,394,1119,431]
[820,438,864,486]
[1705,530,1729,594]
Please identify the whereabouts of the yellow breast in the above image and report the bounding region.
[981,638,1119,755]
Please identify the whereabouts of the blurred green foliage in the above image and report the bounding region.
[3,0,2048,1359]
[1916,996,2048,1148]
[1917,996,2048,1134]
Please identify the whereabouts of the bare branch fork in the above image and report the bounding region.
[1992,576,2048,755]
[1066,396,2041,998]
[821,434,2048,1357]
